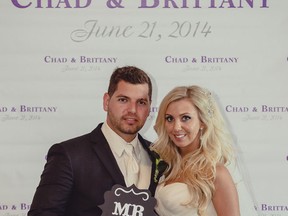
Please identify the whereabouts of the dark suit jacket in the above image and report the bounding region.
[28,123,160,216]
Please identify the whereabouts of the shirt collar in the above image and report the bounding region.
[101,121,140,158]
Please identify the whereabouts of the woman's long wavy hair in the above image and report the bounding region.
[151,85,235,215]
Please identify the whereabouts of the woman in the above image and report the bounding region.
[152,85,241,216]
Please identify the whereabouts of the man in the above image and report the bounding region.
[28,66,163,216]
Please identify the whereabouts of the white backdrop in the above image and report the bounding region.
[1,1,288,215]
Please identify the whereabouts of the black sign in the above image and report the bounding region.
[100,184,157,216]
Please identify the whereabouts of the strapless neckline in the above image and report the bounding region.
[155,182,217,216]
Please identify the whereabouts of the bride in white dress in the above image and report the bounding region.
[155,182,217,216]
[151,85,258,216]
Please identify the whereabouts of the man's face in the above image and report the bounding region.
[103,80,151,142]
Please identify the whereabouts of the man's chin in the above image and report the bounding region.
[122,125,141,135]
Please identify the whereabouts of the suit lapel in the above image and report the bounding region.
[88,123,165,196]
[138,135,158,195]
[138,135,168,196]
[90,123,126,186]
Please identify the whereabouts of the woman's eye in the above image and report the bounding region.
[182,115,191,122]
[165,116,173,122]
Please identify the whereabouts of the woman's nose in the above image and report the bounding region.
[173,120,182,131]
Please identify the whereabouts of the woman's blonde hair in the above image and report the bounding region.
[151,85,235,215]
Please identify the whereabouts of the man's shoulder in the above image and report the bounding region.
[52,123,104,150]
[138,134,151,145]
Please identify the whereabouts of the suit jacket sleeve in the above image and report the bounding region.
[28,144,73,216]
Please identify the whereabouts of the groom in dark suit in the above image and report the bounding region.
[28,66,164,216]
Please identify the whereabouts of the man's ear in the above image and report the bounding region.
[103,93,110,111]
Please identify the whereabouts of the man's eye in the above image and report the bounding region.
[138,101,147,106]
[118,98,127,102]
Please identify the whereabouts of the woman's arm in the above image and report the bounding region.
[212,164,240,216]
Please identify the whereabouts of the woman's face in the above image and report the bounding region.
[164,98,203,156]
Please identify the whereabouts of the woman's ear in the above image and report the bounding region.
[200,123,206,130]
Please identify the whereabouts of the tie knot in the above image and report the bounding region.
[124,144,134,155]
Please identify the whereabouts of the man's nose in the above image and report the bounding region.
[128,102,137,113]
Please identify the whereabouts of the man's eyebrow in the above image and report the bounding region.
[138,98,149,102]
[116,94,129,98]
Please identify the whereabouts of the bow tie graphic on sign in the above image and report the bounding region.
[99,184,157,216]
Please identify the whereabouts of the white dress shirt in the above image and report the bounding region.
[101,121,152,189]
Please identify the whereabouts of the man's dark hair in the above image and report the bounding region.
[108,66,152,101]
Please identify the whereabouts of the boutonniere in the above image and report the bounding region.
[151,151,168,183]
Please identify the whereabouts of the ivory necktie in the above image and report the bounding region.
[124,144,139,187]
